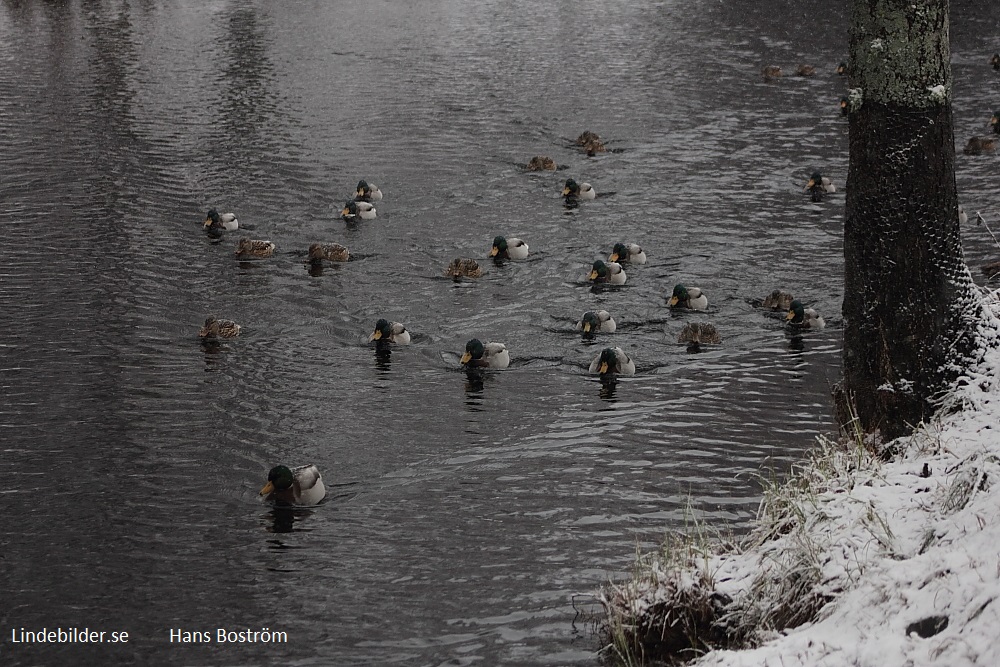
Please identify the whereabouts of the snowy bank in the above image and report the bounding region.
[600,289,1000,667]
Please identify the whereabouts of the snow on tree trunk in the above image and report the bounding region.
[842,0,982,439]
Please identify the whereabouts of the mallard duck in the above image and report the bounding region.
[836,61,848,76]
[259,464,326,505]
[589,346,635,377]
[460,338,510,369]
[796,64,816,76]
[490,235,529,260]
[589,260,627,285]
[235,238,275,258]
[355,180,383,201]
[678,322,722,348]
[992,53,1000,70]
[762,65,782,79]
[308,242,349,264]
[669,284,708,310]
[563,178,596,200]
[577,130,603,146]
[583,139,607,156]
[964,137,997,155]
[805,171,836,202]
[527,156,557,171]
[199,316,241,338]
[609,242,647,265]
[840,97,849,116]
[786,300,826,329]
[990,111,1000,134]
[342,200,377,221]
[761,289,795,311]
[369,318,410,346]
[444,258,483,280]
[577,310,616,336]
[204,209,239,232]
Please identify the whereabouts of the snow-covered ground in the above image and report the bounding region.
[605,289,1000,667]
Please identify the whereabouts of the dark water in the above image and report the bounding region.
[1,0,996,664]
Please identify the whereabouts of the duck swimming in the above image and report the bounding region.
[577,310,616,337]
[589,346,635,378]
[235,238,275,258]
[609,242,646,265]
[342,200,377,221]
[259,464,326,506]
[668,284,708,310]
[589,260,627,285]
[786,300,826,329]
[490,236,529,260]
[563,178,596,200]
[308,242,350,265]
[369,318,411,346]
[444,258,483,280]
[460,338,510,369]
[199,316,241,339]
[355,180,383,201]
[204,209,239,233]
[805,171,836,202]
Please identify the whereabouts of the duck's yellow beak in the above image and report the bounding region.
[259,481,274,496]
[203,218,212,227]
[785,310,795,321]
[588,270,599,280]
[583,322,592,333]
[372,329,383,340]
[669,296,679,306]
[460,352,472,364]
[356,188,364,196]
[341,207,350,216]
[609,253,619,262]
[599,361,609,374]
[562,187,571,196]
[489,247,499,257]
[806,179,816,190]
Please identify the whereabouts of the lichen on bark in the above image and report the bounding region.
[849,0,950,107]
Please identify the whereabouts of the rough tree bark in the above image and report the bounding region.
[842,0,983,440]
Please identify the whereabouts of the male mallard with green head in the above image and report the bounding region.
[786,300,826,329]
[204,209,239,232]
[563,178,596,200]
[259,464,326,505]
[589,260,627,285]
[460,338,510,369]
[668,284,708,310]
[577,310,616,337]
[355,180,383,202]
[490,235,529,260]
[589,347,635,378]
[805,171,836,202]
[609,242,647,265]
[369,319,411,346]
[342,200,377,221]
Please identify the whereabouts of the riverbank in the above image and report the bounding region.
[601,288,1000,666]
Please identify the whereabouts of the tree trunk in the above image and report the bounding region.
[842,0,982,439]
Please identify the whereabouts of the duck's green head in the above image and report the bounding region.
[461,338,484,365]
[609,243,628,263]
[563,178,580,197]
[589,260,609,281]
[596,347,618,375]
[806,171,823,189]
[204,209,220,227]
[490,236,507,257]
[786,299,805,323]
[581,311,600,334]
[356,180,370,197]
[669,284,690,307]
[342,200,358,217]
[372,318,392,341]
[261,465,294,496]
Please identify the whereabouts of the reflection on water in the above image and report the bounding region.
[2,0,997,664]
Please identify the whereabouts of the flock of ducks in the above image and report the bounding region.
[202,124,833,505]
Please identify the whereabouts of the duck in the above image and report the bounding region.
[490,235,529,260]
[203,209,239,232]
[460,338,510,369]
[678,322,722,351]
[805,171,836,202]
[199,316,241,339]
[235,238,275,258]
[308,242,349,265]
[761,289,795,311]
[786,300,826,329]
[527,156,557,171]
[563,178,597,200]
[992,53,1000,70]
[342,200,377,221]
[577,130,603,146]
[762,65,782,80]
[577,310,617,336]
[355,180,383,202]
[796,64,816,76]
[836,61,848,76]
[589,346,636,378]
[990,111,1000,134]
[609,242,647,265]
[589,260,627,285]
[369,318,410,346]
[669,284,708,310]
[840,97,849,116]
[444,257,483,280]
[582,138,606,156]
[259,464,326,506]
[963,137,996,155]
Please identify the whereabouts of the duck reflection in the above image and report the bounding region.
[262,506,319,535]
